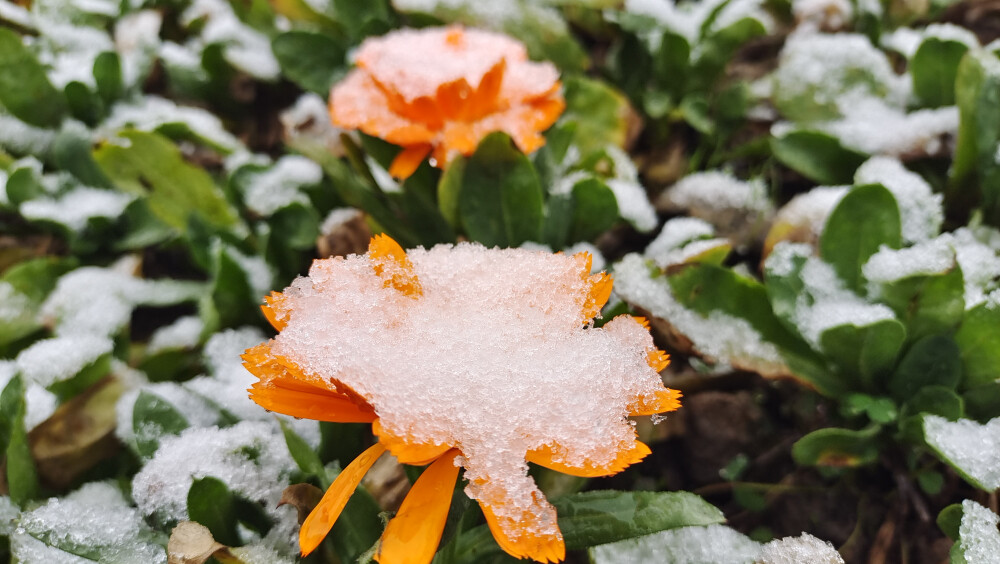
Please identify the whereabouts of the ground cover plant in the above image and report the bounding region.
[1,0,999,562]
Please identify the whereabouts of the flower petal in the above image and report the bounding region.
[388,143,432,180]
[372,419,452,465]
[300,443,387,556]
[479,495,565,563]
[375,450,461,564]
[243,343,376,423]
[526,438,651,477]
[368,234,422,296]
[261,291,288,331]
[629,387,683,416]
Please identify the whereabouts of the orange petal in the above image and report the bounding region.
[527,439,651,478]
[646,349,670,372]
[479,496,565,563]
[632,316,650,330]
[368,234,422,296]
[436,78,473,121]
[330,71,435,145]
[582,272,614,323]
[630,387,683,416]
[261,291,288,331]
[300,443,388,556]
[372,419,452,465]
[466,58,505,121]
[375,450,461,564]
[388,144,432,179]
[242,343,376,423]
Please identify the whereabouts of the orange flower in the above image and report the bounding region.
[242,235,680,563]
[329,26,565,179]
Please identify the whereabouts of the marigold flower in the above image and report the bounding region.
[242,235,681,563]
[329,26,565,179]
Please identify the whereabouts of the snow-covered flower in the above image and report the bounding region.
[328,26,565,179]
[242,235,680,562]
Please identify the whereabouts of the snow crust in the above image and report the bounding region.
[12,482,166,564]
[20,188,135,232]
[924,415,1000,490]
[242,155,322,216]
[958,500,1000,563]
[15,335,112,388]
[591,524,761,563]
[855,157,943,243]
[625,0,773,42]
[131,421,295,522]
[614,253,786,371]
[862,238,955,284]
[758,533,844,563]
[663,172,773,246]
[765,243,896,347]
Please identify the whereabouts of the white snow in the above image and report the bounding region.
[321,207,364,235]
[20,187,135,232]
[34,21,113,88]
[862,238,955,284]
[663,172,774,246]
[180,0,280,80]
[767,186,849,246]
[821,99,958,158]
[12,482,166,564]
[590,524,761,563]
[114,10,163,87]
[147,316,204,353]
[855,157,943,243]
[99,96,241,152]
[924,415,1000,491]
[0,112,59,157]
[958,500,1000,563]
[614,253,788,373]
[0,281,31,322]
[131,421,295,522]
[759,533,844,563]
[765,243,897,347]
[940,228,1000,309]
[280,93,347,158]
[625,0,773,42]
[242,155,322,216]
[793,0,852,31]
[15,335,113,388]
[0,360,57,430]
[41,258,204,337]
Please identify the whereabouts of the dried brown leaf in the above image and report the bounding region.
[167,521,241,564]
[278,482,324,524]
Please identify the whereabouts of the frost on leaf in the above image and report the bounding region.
[924,415,1000,491]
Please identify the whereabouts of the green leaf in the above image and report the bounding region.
[874,263,965,341]
[438,155,466,228]
[47,352,111,403]
[93,51,123,105]
[819,319,905,392]
[948,50,1000,226]
[842,394,897,424]
[5,167,46,206]
[271,31,347,95]
[132,390,190,458]
[188,476,242,546]
[963,382,1000,421]
[668,263,839,394]
[955,302,1000,389]
[555,490,725,549]
[278,418,325,479]
[938,503,963,541]
[94,130,239,233]
[560,76,632,156]
[52,127,114,188]
[205,244,260,330]
[1,375,39,506]
[0,257,75,346]
[911,38,969,107]
[888,335,961,400]
[820,183,902,293]
[568,178,619,243]
[791,426,881,467]
[0,27,66,128]
[63,81,102,125]
[459,132,544,247]
[771,130,867,185]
